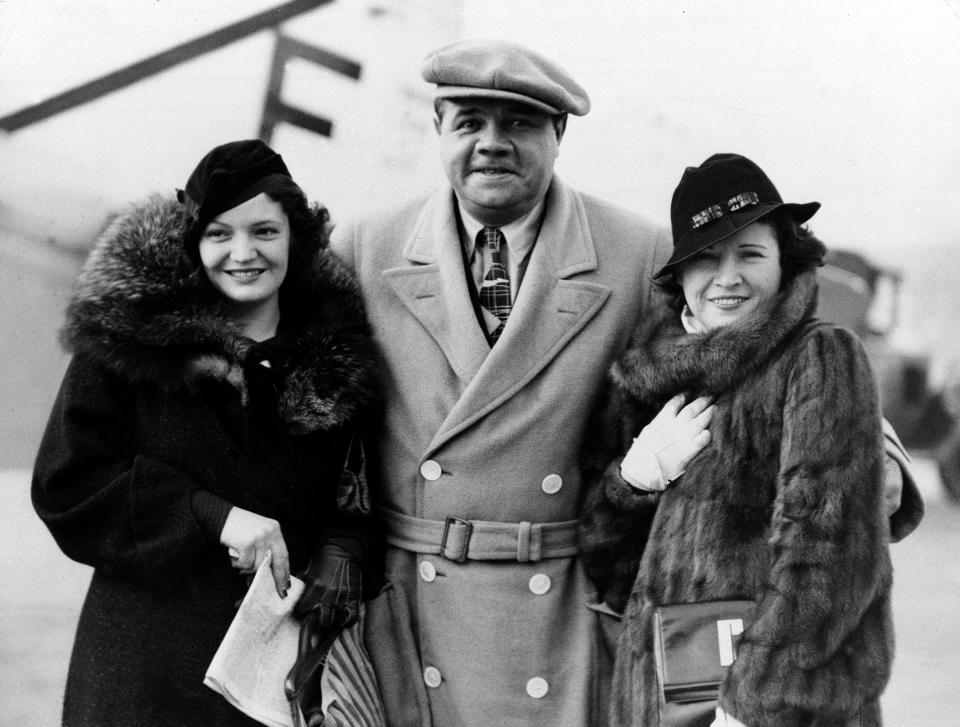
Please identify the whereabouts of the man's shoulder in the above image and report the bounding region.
[337,191,438,237]
[330,191,442,268]
[560,185,671,273]
[574,188,665,237]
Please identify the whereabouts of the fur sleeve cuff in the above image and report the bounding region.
[604,457,661,511]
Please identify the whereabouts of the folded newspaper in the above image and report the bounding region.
[205,553,304,727]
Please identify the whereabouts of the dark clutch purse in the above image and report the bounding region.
[653,600,756,726]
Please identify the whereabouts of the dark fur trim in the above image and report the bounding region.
[62,195,380,432]
[612,271,818,404]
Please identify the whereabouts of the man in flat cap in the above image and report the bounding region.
[330,38,677,726]
[330,38,920,727]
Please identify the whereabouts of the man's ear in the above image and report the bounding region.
[432,99,445,135]
[553,114,568,143]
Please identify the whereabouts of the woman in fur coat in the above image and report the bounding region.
[580,153,897,727]
[32,140,381,726]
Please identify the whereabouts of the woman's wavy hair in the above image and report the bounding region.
[655,209,827,312]
[182,175,331,301]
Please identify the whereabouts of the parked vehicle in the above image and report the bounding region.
[818,249,960,501]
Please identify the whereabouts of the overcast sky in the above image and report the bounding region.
[2,0,958,366]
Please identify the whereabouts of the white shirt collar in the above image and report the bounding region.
[459,199,545,260]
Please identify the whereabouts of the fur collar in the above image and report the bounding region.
[62,195,380,434]
[612,270,819,405]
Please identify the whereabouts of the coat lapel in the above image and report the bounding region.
[381,190,490,385]
[426,179,611,453]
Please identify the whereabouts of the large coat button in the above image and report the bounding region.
[528,573,551,595]
[423,666,442,688]
[526,677,549,699]
[541,474,563,494]
[420,460,442,481]
[419,560,437,582]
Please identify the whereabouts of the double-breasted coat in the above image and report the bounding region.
[32,196,381,726]
[331,177,670,726]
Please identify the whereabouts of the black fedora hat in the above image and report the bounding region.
[656,153,820,278]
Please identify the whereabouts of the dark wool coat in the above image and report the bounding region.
[580,272,894,727]
[32,196,381,727]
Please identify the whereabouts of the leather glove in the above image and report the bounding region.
[294,541,362,629]
[620,394,714,491]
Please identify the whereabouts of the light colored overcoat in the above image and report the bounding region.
[332,177,670,727]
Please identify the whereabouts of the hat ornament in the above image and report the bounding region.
[691,191,760,230]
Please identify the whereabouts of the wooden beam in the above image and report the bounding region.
[259,33,362,142]
[274,34,362,80]
[260,98,333,140]
[0,0,333,133]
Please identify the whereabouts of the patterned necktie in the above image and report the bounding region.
[477,227,511,344]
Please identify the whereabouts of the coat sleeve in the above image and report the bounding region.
[721,328,894,725]
[32,356,213,588]
[882,418,925,542]
[316,429,385,599]
[579,380,660,613]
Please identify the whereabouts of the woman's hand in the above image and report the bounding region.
[220,506,291,597]
[620,394,714,491]
[882,452,904,518]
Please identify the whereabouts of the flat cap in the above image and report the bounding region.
[422,39,590,116]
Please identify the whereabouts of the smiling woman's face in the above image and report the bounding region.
[677,221,782,331]
[198,193,290,314]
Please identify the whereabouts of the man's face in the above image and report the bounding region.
[435,98,564,227]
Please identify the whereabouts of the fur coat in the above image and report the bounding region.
[32,196,381,726]
[580,271,894,727]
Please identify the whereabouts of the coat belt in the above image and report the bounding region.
[379,507,579,563]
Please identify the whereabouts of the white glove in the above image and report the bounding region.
[710,706,750,727]
[620,394,714,491]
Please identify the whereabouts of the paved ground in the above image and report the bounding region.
[2,460,958,726]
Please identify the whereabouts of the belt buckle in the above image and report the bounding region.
[440,516,473,562]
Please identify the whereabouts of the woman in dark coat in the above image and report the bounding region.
[581,154,903,727]
[32,140,381,726]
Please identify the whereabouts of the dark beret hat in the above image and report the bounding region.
[177,139,291,222]
[422,39,590,116]
[657,153,820,278]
